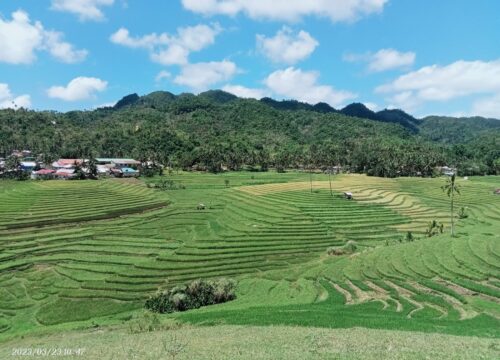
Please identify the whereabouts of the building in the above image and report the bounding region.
[121,167,140,178]
[20,161,37,172]
[55,169,76,179]
[95,158,140,168]
[31,169,55,180]
[437,166,456,176]
[52,159,86,169]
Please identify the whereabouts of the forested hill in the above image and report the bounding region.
[0,90,499,176]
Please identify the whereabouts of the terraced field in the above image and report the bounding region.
[0,173,498,342]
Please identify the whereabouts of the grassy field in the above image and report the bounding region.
[2,323,499,360]
[0,172,498,357]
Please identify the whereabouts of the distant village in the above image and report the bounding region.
[0,150,141,180]
[0,149,462,182]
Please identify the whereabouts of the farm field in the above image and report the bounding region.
[0,172,499,357]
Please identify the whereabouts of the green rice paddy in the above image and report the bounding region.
[0,172,498,345]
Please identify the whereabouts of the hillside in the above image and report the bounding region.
[0,173,498,350]
[0,90,499,176]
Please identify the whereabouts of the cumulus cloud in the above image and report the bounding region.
[344,48,415,72]
[0,83,31,109]
[182,0,388,23]
[110,24,221,66]
[47,77,108,101]
[155,70,172,82]
[376,59,500,111]
[174,61,238,91]
[472,94,500,119]
[257,27,318,64]
[222,84,268,99]
[264,67,356,107]
[0,10,87,64]
[51,0,114,21]
[109,27,169,49]
[363,102,379,111]
[264,67,357,106]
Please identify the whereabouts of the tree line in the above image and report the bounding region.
[1,91,498,177]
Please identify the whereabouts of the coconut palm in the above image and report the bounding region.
[441,173,460,236]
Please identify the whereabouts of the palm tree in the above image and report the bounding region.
[441,173,460,237]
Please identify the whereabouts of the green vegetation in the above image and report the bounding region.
[145,278,236,313]
[1,91,499,176]
[0,172,498,354]
[2,325,499,360]
[442,173,461,236]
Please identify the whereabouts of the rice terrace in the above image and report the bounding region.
[2,0,500,358]
[0,171,499,358]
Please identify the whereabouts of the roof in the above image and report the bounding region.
[20,161,37,167]
[56,159,85,166]
[56,168,75,174]
[55,170,75,177]
[121,167,139,173]
[96,158,140,165]
[34,169,55,175]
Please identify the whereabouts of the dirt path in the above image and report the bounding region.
[384,280,424,318]
[410,281,478,320]
[330,281,353,305]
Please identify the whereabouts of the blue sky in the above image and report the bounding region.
[1,0,499,118]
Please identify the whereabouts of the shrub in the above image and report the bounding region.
[153,179,185,191]
[425,220,444,237]
[458,207,468,219]
[327,241,358,256]
[145,278,236,314]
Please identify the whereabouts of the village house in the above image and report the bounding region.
[51,159,86,179]
[96,158,141,177]
[31,169,56,180]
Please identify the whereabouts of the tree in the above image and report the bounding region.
[441,173,460,236]
[5,155,20,171]
[86,157,98,179]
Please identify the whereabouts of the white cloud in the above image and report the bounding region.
[0,10,87,64]
[264,67,356,107]
[51,0,114,21]
[109,27,169,49]
[376,59,500,111]
[363,102,378,111]
[222,85,268,99]
[182,0,388,23]
[150,45,190,66]
[110,24,221,66]
[47,77,107,101]
[155,70,172,82]
[257,27,318,64]
[174,61,238,91]
[0,83,31,109]
[44,30,88,63]
[94,101,117,109]
[344,48,415,72]
[472,94,500,119]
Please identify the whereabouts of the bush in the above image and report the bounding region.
[327,241,358,256]
[425,220,444,237]
[145,278,236,314]
[152,178,185,191]
[458,207,468,219]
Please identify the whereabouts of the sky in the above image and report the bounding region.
[0,0,500,118]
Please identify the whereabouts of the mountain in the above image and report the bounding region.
[340,103,376,120]
[419,116,500,143]
[1,90,498,176]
